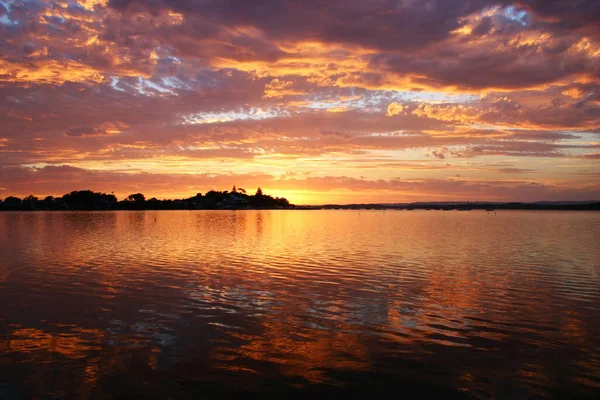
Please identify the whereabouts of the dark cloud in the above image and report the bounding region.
[107,0,486,52]
[65,126,116,137]
[106,0,600,50]
[508,0,600,38]
[472,16,494,36]
[370,44,593,90]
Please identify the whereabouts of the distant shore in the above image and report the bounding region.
[296,202,600,211]
[0,188,293,211]
[2,188,599,212]
[1,201,599,212]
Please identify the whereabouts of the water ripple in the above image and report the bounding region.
[1,210,599,398]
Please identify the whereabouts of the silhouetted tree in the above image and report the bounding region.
[3,196,22,209]
[62,190,116,210]
[38,196,56,210]
[0,186,294,211]
[202,190,225,209]
[22,194,39,210]
[127,193,146,202]
[62,190,96,208]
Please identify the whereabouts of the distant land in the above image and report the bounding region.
[0,187,291,211]
[1,189,599,211]
[299,201,600,211]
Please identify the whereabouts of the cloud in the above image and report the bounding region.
[1,0,599,202]
[413,104,482,124]
[582,153,600,160]
[386,102,406,117]
[65,122,128,137]
[263,79,306,98]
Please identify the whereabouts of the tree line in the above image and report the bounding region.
[0,186,292,210]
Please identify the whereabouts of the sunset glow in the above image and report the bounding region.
[1,0,599,203]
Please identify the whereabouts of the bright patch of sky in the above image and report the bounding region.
[367,131,410,137]
[110,78,125,92]
[109,77,177,96]
[0,0,18,26]
[182,108,290,125]
[303,98,367,112]
[398,91,479,104]
[160,76,190,91]
[109,70,216,94]
[303,90,479,113]
[366,149,440,161]
[0,14,15,25]
[141,78,176,95]
[563,131,599,144]
[504,6,528,26]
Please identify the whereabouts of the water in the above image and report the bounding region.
[1,210,599,399]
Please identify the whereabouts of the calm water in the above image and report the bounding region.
[1,210,599,399]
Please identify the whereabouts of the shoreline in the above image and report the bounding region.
[1,203,599,212]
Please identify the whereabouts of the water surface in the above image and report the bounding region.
[1,210,599,399]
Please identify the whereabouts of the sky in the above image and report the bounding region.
[1,0,599,204]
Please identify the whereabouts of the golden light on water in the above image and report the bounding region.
[1,210,599,397]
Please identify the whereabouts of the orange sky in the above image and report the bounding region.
[0,0,599,204]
